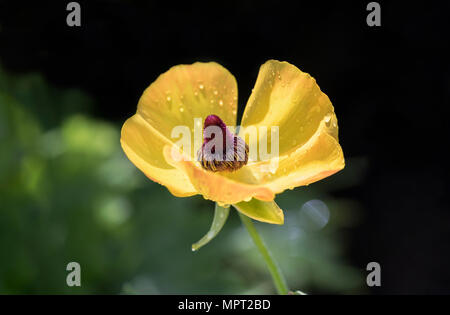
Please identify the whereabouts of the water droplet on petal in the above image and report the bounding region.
[199,84,204,90]
[219,100,223,106]
[324,114,332,126]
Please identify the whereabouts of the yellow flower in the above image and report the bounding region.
[120,60,344,225]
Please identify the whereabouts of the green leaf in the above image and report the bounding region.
[233,199,284,225]
[191,203,230,251]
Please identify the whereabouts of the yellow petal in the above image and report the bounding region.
[121,114,196,196]
[233,199,284,225]
[121,62,238,197]
[137,62,238,160]
[163,145,275,205]
[248,122,344,193]
[240,60,344,194]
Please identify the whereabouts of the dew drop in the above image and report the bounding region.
[179,107,184,112]
[199,84,204,90]
[269,165,277,174]
[166,96,172,102]
[213,90,218,95]
[219,100,223,106]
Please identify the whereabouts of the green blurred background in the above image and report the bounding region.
[0,64,366,294]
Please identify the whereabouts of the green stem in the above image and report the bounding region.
[238,212,289,295]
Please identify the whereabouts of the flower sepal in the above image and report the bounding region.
[192,203,230,251]
[233,199,284,225]
[192,198,284,251]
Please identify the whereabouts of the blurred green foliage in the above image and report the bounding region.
[0,64,366,294]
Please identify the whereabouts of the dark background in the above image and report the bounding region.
[0,0,449,294]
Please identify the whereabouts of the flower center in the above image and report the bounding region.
[197,115,249,172]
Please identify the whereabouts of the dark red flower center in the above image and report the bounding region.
[197,115,249,172]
